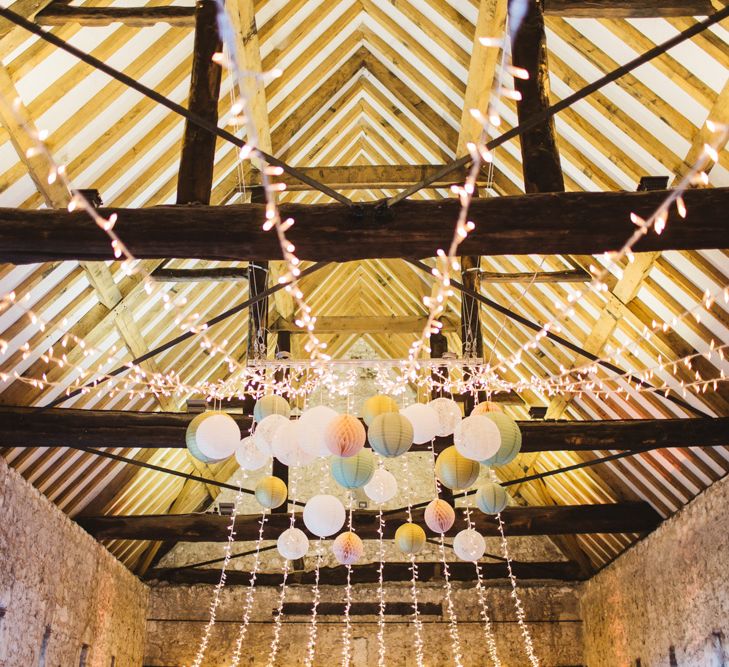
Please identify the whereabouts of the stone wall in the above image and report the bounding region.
[145,580,583,666]
[0,457,148,667]
[580,472,729,667]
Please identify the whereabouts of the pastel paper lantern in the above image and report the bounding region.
[454,415,501,461]
[424,498,456,534]
[324,414,366,458]
[255,476,288,509]
[471,401,504,416]
[331,449,376,489]
[480,413,522,467]
[435,446,480,490]
[395,522,426,555]
[254,394,291,422]
[364,468,398,504]
[272,420,317,467]
[332,531,364,565]
[362,395,399,426]
[400,404,439,444]
[368,413,414,458]
[299,405,339,457]
[476,481,510,515]
[186,411,241,463]
[277,527,309,560]
[253,414,289,456]
[235,436,269,471]
[303,494,346,537]
[453,528,486,562]
[427,397,462,437]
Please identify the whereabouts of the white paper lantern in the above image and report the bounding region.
[427,397,462,437]
[453,528,486,562]
[400,403,439,444]
[299,405,339,457]
[363,468,398,504]
[254,394,291,422]
[253,414,289,456]
[332,531,364,565]
[234,436,269,471]
[303,494,346,537]
[187,411,241,462]
[272,420,317,467]
[453,415,501,461]
[277,527,309,560]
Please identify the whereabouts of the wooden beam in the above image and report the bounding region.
[76,502,661,540]
[479,269,591,282]
[271,315,458,334]
[35,4,197,26]
[2,188,728,265]
[150,267,249,282]
[542,0,719,17]
[3,407,727,452]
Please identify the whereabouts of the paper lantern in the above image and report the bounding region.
[480,413,522,467]
[253,414,289,456]
[186,413,219,464]
[277,527,309,560]
[454,415,501,461]
[332,531,364,565]
[303,494,346,537]
[272,420,317,467]
[395,522,426,555]
[435,446,480,490]
[476,481,510,515]
[255,476,287,509]
[331,449,375,489]
[235,436,269,471]
[400,404,439,444]
[453,529,486,562]
[364,468,398,504]
[299,405,339,457]
[471,401,504,416]
[424,498,455,534]
[324,414,366,458]
[368,413,413,458]
[362,395,399,426]
[186,411,241,463]
[254,394,291,422]
[427,397,462,437]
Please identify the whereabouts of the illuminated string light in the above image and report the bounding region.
[341,493,355,667]
[376,505,387,667]
[304,538,323,667]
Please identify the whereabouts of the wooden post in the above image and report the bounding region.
[429,331,455,505]
[461,254,484,415]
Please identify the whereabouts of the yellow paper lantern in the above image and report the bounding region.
[368,413,414,458]
[435,446,480,490]
[324,414,366,457]
[471,401,504,416]
[424,498,456,534]
[255,476,288,509]
[362,395,399,426]
[395,522,426,555]
[332,531,364,565]
[254,394,291,422]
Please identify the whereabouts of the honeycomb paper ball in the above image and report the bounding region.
[471,401,504,416]
[395,522,426,555]
[476,481,510,515]
[368,412,414,458]
[424,498,456,534]
[427,397,462,437]
[324,414,366,457]
[235,436,269,471]
[332,531,364,565]
[255,476,288,509]
[254,394,291,422]
[362,395,399,426]
[435,446,481,490]
[454,415,501,461]
[272,419,317,467]
[277,527,309,560]
[331,449,376,489]
[299,405,339,457]
[453,528,486,562]
[480,413,522,467]
[254,414,289,456]
[400,404,439,444]
[303,494,346,537]
[186,411,241,463]
[363,468,398,504]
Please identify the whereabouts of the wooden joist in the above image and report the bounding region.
[271,315,458,334]
[2,188,728,265]
[2,407,727,452]
[76,502,662,541]
[150,267,249,283]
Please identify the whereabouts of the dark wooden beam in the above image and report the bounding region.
[2,188,728,265]
[150,267,248,283]
[176,0,221,205]
[35,4,197,26]
[480,269,590,283]
[3,407,728,452]
[543,0,718,17]
[77,502,661,541]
